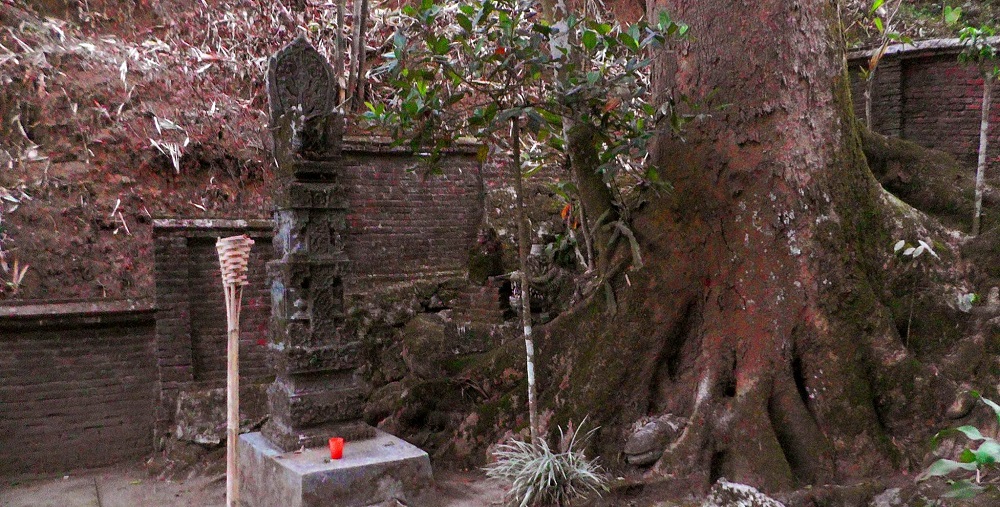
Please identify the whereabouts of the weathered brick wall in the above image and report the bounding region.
[152,219,273,443]
[0,300,156,476]
[849,58,903,137]
[340,138,484,293]
[900,54,999,169]
[150,145,489,445]
[849,38,1000,168]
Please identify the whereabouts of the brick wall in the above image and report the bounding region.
[340,138,484,293]
[850,57,903,137]
[152,219,273,443]
[0,300,156,476]
[849,38,1000,168]
[150,144,487,443]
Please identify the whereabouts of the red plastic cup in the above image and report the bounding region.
[329,437,344,460]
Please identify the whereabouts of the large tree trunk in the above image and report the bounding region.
[531,0,978,495]
[638,0,893,482]
[566,122,617,272]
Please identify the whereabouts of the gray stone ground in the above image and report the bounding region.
[0,463,506,507]
[1,465,224,507]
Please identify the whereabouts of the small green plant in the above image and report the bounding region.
[485,422,608,507]
[858,0,911,130]
[893,239,938,347]
[918,392,1000,499]
[943,5,963,26]
[957,24,999,235]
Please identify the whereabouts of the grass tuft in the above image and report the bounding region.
[484,422,608,507]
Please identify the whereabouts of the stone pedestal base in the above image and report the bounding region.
[238,431,433,507]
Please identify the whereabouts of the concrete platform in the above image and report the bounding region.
[238,431,433,507]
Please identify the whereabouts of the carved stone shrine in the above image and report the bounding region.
[239,37,432,507]
[260,35,374,451]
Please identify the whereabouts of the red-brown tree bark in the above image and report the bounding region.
[645,0,894,488]
[532,0,979,494]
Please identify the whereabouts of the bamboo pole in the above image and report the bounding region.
[217,235,254,507]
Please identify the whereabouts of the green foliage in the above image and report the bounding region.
[484,422,608,507]
[365,0,688,183]
[919,392,1000,500]
[858,0,912,128]
[943,5,963,26]
[544,232,579,269]
[958,25,1000,79]
[866,0,912,45]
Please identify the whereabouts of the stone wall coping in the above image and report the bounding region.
[848,36,1000,62]
[0,298,155,327]
[343,136,481,155]
[152,218,273,234]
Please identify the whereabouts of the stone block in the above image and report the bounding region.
[267,378,367,428]
[267,37,337,122]
[239,431,432,507]
[298,114,344,161]
[279,182,349,210]
[262,419,377,452]
[273,209,347,258]
[174,384,269,446]
[305,215,346,256]
[271,115,344,184]
[268,259,347,340]
[269,342,363,374]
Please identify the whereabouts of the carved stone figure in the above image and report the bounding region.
[267,35,337,123]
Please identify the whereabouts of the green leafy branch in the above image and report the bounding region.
[364,0,689,186]
[958,25,999,80]
[919,392,1000,500]
[859,0,912,129]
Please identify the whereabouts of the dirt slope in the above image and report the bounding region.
[1,0,995,301]
[0,1,306,300]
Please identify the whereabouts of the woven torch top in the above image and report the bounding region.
[217,235,254,287]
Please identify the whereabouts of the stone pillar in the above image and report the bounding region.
[261,36,374,451]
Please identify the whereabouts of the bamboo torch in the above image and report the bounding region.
[217,235,254,507]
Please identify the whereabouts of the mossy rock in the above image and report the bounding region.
[401,313,449,379]
[364,380,406,425]
[468,228,504,285]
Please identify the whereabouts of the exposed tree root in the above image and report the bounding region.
[860,127,992,231]
[414,1,1000,498]
[520,0,1000,494]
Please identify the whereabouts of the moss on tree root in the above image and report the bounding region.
[860,125,1000,234]
[353,6,1000,497]
[451,6,987,495]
